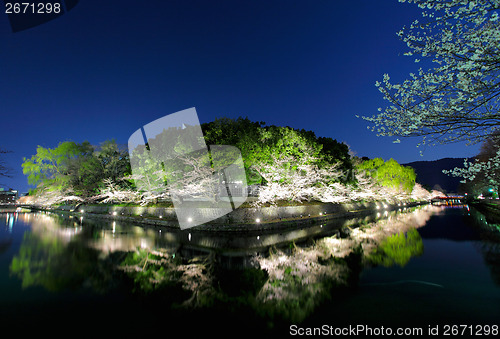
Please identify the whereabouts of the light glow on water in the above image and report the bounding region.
[0,205,498,331]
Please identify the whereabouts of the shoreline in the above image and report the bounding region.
[469,200,500,223]
[19,200,430,232]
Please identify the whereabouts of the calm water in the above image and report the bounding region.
[0,205,499,336]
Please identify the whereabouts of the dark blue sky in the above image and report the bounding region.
[0,0,480,193]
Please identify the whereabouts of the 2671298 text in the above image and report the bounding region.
[5,2,61,14]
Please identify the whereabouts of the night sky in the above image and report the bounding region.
[0,0,481,193]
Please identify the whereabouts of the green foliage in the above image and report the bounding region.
[23,118,354,202]
[22,139,130,197]
[367,229,424,267]
[317,136,353,176]
[9,232,102,291]
[121,250,181,292]
[72,139,131,195]
[22,141,89,194]
[356,157,416,193]
[202,117,353,184]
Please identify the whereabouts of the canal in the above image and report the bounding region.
[0,204,499,336]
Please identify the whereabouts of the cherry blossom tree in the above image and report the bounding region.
[250,151,337,205]
[362,0,500,183]
[364,0,500,144]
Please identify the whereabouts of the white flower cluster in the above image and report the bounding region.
[364,0,500,147]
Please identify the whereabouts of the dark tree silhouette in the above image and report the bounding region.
[0,147,12,181]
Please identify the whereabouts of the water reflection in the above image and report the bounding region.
[7,213,117,292]
[366,229,423,267]
[465,207,500,285]
[253,205,441,323]
[3,205,452,326]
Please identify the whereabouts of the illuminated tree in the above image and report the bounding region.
[448,134,500,195]
[22,141,90,195]
[97,178,141,204]
[362,0,500,181]
[202,117,353,184]
[365,0,500,144]
[250,148,343,205]
[94,139,131,184]
[127,124,230,204]
[355,158,416,193]
[22,140,131,202]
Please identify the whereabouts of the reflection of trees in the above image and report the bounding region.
[9,232,114,292]
[253,206,437,323]
[256,244,360,324]
[118,245,357,324]
[481,241,500,286]
[366,229,424,267]
[9,214,119,292]
[119,249,241,307]
[10,232,66,290]
[116,205,440,326]
[466,208,500,285]
[9,206,442,328]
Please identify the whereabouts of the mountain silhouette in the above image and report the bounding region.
[403,158,468,193]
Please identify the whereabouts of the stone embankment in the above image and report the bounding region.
[28,200,428,232]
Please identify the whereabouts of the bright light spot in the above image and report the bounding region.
[81,210,84,213]
[376,205,380,209]
[319,212,322,216]
[159,215,163,218]
[256,218,260,223]
[113,212,117,216]
[188,233,191,241]
[257,235,260,240]
[187,217,193,223]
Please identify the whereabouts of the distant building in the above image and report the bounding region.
[0,188,18,204]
